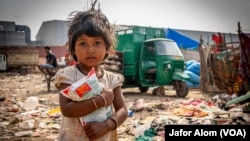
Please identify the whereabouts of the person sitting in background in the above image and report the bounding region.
[38,46,58,76]
[64,52,77,66]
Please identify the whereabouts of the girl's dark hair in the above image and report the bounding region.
[66,2,116,61]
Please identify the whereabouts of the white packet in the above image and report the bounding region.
[60,67,112,125]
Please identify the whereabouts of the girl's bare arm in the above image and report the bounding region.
[105,86,128,129]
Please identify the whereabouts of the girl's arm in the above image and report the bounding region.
[59,83,114,117]
[83,86,128,140]
[105,86,128,130]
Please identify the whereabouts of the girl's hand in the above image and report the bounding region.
[83,121,109,140]
[101,88,114,106]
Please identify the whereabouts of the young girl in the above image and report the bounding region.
[54,4,128,141]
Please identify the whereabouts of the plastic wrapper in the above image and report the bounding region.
[60,67,112,125]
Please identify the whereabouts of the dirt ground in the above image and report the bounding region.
[0,71,249,141]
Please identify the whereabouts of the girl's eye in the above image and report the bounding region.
[77,40,104,48]
[94,41,103,47]
[79,42,87,47]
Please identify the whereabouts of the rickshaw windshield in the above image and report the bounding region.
[155,40,183,56]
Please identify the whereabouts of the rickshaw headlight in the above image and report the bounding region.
[164,63,172,70]
[167,63,171,69]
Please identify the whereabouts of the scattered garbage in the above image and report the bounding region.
[14,130,33,137]
[0,72,249,141]
[128,109,133,117]
[22,97,39,111]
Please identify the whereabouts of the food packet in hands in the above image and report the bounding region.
[60,67,112,125]
[61,67,102,101]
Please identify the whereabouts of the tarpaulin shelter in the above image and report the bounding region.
[165,28,199,50]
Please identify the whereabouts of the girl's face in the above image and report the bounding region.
[75,34,107,68]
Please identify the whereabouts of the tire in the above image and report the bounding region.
[139,86,149,93]
[18,68,28,75]
[175,81,189,98]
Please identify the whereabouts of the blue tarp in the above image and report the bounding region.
[165,28,199,50]
[184,60,200,88]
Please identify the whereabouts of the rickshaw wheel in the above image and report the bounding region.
[139,86,149,93]
[18,67,28,75]
[174,80,189,98]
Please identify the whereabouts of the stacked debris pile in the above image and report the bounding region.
[100,51,124,73]
[209,43,242,95]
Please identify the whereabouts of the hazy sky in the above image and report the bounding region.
[0,0,249,40]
